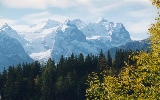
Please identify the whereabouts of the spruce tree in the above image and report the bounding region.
[107,50,112,67]
[41,59,56,100]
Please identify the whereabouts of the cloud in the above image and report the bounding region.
[21,11,69,24]
[1,0,47,9]
[128,8,158,19]
[125,20,151,34]
[11,25,29,32]
[0,0,79,9]
[0,0,129,10]
[0,18,29,31]
[0,0,154,11]
[124,19,152,40]
[78,1,123,15]
[75,0,93,5]
[47,0,77,8]
[22,11,52,20]
[74,0,152,22]
[0,18,18,28]
[123,0,152,7]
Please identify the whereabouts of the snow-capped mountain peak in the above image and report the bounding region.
[43,19,61,29]
[1,23,12,30]
[96,17,108,23]
[71,18,86,29]
[73,18,82,22]
[57,19,77,32]
[0,23,26,46]
[71,18,84,24]
[27,19,61,32]
[63,19,76,26]
[60,19,86,30]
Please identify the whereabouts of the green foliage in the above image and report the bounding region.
[86,1,160,99]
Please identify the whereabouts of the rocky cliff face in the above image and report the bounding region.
[0,30,33,71]
[51,18,131,62]
[51,20,92,61]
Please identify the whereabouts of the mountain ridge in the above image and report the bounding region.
[1,18,135,62]
[0,29,33,71]
[108,39,150,59]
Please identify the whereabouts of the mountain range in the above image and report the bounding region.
[0,17,149,69]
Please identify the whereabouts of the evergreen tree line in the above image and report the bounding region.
[0,49,137,100]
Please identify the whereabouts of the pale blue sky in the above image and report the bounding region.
[0,0,158,40]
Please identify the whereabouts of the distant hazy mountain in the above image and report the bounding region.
[108,39,150,59]
[0,29,33,71]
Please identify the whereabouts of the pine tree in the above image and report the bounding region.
[85,54,92,73]
[41,59,56,100]
[57,55,65,76]
[98,50,108,71]
[4,66,16,99]
[0,68,7,99]
[107,50,112,67]
[77,53,85,76]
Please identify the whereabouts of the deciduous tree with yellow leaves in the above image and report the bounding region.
[85,0,160,99]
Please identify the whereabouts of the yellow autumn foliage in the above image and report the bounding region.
[86,0,160,99]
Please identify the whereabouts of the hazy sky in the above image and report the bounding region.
[0,0,158,40]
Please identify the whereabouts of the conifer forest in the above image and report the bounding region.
[0,50,136,100]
